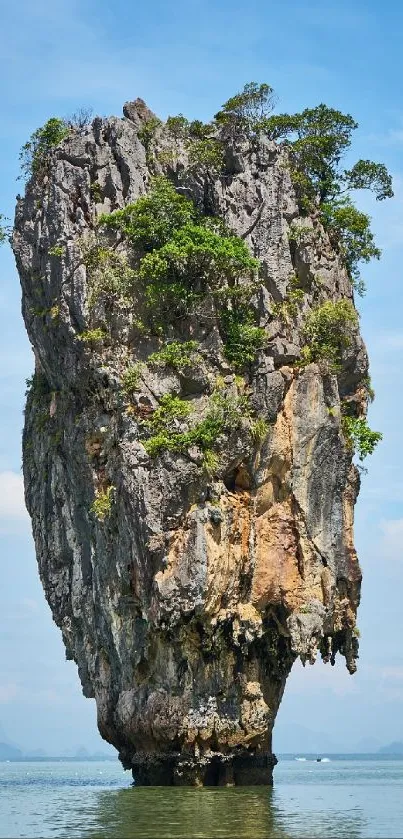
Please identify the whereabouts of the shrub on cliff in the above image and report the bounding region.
[220,307,266,368]
[215,82,276,137]
[301,300,358,369]
[138,222,259,332]
[91,486,115,521]
[139,223,258,289]
[342,416,382,460]
[188,137,225,175]
[80,239,136,307]
[138,116,162,163]
[100,177,264,368]
[166,114,190,139]
[19,118,70,180]
[320,198,381,294]
[148,341,200,372]
[141,390,249,467]
[98,177,196,252]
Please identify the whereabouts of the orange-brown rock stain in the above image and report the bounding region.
[205,491,253,614]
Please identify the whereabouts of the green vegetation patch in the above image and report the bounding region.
[188,137,225,174]
[301,300,358,369]
[0,215,10,246]
[138,222,259,323]
[148,340,200,372]
[256,95,392,289]
[141,394,192,456]
[250,417,270,444]
[77,328,107,344]
[138,116,162,157]
[166,114,190,139]
[271,286,305,323]
[215,82,276,137]
[98,177,196,253]
[320,198,380,296]
[141,390,249,468]
[99,178,264,366]
[19,118,70,181]
[91,485,115,521]
[342,416,382,461]
[220,306,266,369]
[121,364,142,398]
[48,245,66,257]
[81,240,136,307]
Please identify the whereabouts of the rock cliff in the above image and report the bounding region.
[13,98,365,785]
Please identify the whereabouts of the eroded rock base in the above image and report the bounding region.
[128,751,277,786]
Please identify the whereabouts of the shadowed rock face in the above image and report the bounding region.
[13,99,365,785]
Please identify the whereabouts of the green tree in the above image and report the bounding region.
[220,306,266,369]
[98,177,196,252]
[138,222,259,321]
[215,82,276,137]
[99,177,264,364]
[261,102,393,204]
[188,138,225,175]
[342,160,393,200]
[188,120,213,139]
[302,299,358,368]
[263,113,302,141]
[286,105,358,203]
[166,115,190,138]
[256,95,393,290]
[138,223,258,289]
[342,416,382,460]
[148,340,200,371]
[19,118,70,180]
[320,198,381,294]
[138,116,162,149]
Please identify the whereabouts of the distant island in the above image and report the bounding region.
[377,742,403,754]
[0,741,116,761]
[0,742,22,760]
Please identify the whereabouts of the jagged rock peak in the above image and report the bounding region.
[123,98,157,126]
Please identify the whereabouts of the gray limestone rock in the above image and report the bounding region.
[13,100,365,786]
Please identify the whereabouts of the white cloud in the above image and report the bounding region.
[0,471,30,534]
[379,519,403,560]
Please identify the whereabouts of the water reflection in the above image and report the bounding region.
[85,786,286,838]
[84,785,365,839]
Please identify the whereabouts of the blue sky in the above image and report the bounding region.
[0,0,402,755]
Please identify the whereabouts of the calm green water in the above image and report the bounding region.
[1,756,402,838]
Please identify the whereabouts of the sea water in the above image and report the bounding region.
[1,755,402,837]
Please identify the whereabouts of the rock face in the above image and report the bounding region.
[13,99,365,785]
